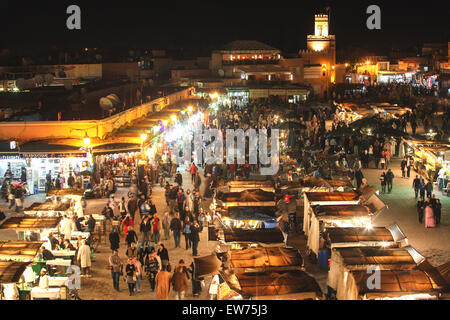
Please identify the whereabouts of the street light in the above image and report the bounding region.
[187,105,193,112]
[140,131,148,142]
[170,115,177,122]
[83,133,90,147]
[162,120,168,126]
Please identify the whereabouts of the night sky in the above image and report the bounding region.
[1,0,449,56]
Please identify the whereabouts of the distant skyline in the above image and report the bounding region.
[1,0,448,56]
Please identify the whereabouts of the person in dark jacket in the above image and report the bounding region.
[109,227,120,253]
[188,261,202,297]
[145,249,160,292]
[40,246,55,261]
[47,232,59,250]
[386,169,394,193]
[157,243,169,270]
[140,216,152,244]
[175,171,183,186]
[425,180,433,198]
[190,222,200,256]
[412,175,421,198]
[86,215,96,234]
[125,226,138,247]
[433,198,441,226]
[355,168,364,189]
[419,179,426,199]
[417,197,425,223]
[170,213,182,248]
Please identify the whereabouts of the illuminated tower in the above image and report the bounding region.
[306,14,336,65]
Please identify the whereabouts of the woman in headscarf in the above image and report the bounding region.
[424,197,435,228]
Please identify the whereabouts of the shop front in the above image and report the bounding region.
[0,152,92,194]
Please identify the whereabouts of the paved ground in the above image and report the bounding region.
[361,159,450,266]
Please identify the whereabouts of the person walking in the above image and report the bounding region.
[127,195,137,222]
[132,257,143,293]
[386,169,394,193]
[355,168,364,190]
[145,250,160,292]
[191,221,200,256]
[425,180,433,199]
[189,163,198,183]
[157,243,170,270]
[170,213,182,248]
[417,197,425,223]
[125,226,138,248]
[419,179,426,199]
[151,213,161,244]
[401,158,407,178]
[380,172,386,194]
[140,216,151,244]
[109,227,120,254]
[108,250,123,291]
[77,240,92,277]
[424,198,436,228]
[175,171,183,187]
[433,198,442,226]
[162,212,171,240]
[155,265,172,300]
[176,189,186,221]
[171,264,189,300]
[413,175,421,199]
[406,157,412,178]
[125,258,137,296]
[182,217,192,250]
[122,214,135,244]
[188,262,202,297]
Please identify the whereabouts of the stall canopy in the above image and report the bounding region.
[224,206,278,220]
[216,189,276,203]
[348,269,445,300]
[0,241,44,261]
[0,261,31,283]
[194,254,222,279]
[305,192,360,203]
[332,246,422,269]
[327,224,407,247]
[24,201,70,212]
[48,189,85,197]
[226,181,274,192]
[0,216,62,231]
[223,228,284,244]
[235,270,322,299]
[229,247,302,271]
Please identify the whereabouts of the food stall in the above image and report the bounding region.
[226,247,303,273]
[0,216,62,241]
[326,224,408,249]
[328,245,426,300]
[403,139,450,182]
[23,201,72,217]
[213,205,282,248]
[225,181,275,193]
[47,189,85,217]
[0,261,31,300]
[303,191,360,237]
[0,241,44,262]
[338,269,445,300]
[306,204,384,258]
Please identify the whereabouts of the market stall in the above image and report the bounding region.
[47,189,85,217]
[228,270,322,300]
[0,261,31,300]
[328,246,426,300]
[403,139,450,183]
[338,269,446,300]
[23,201,72,217]
[213,206,282,247]
[306,204,383,257]
[0,241,44,262]
[303,191,360,237]
[215,189,277,207]
[226,247,303,273]
[326,224,408,249]
[225,180,275,193]
[0,216,62,241]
